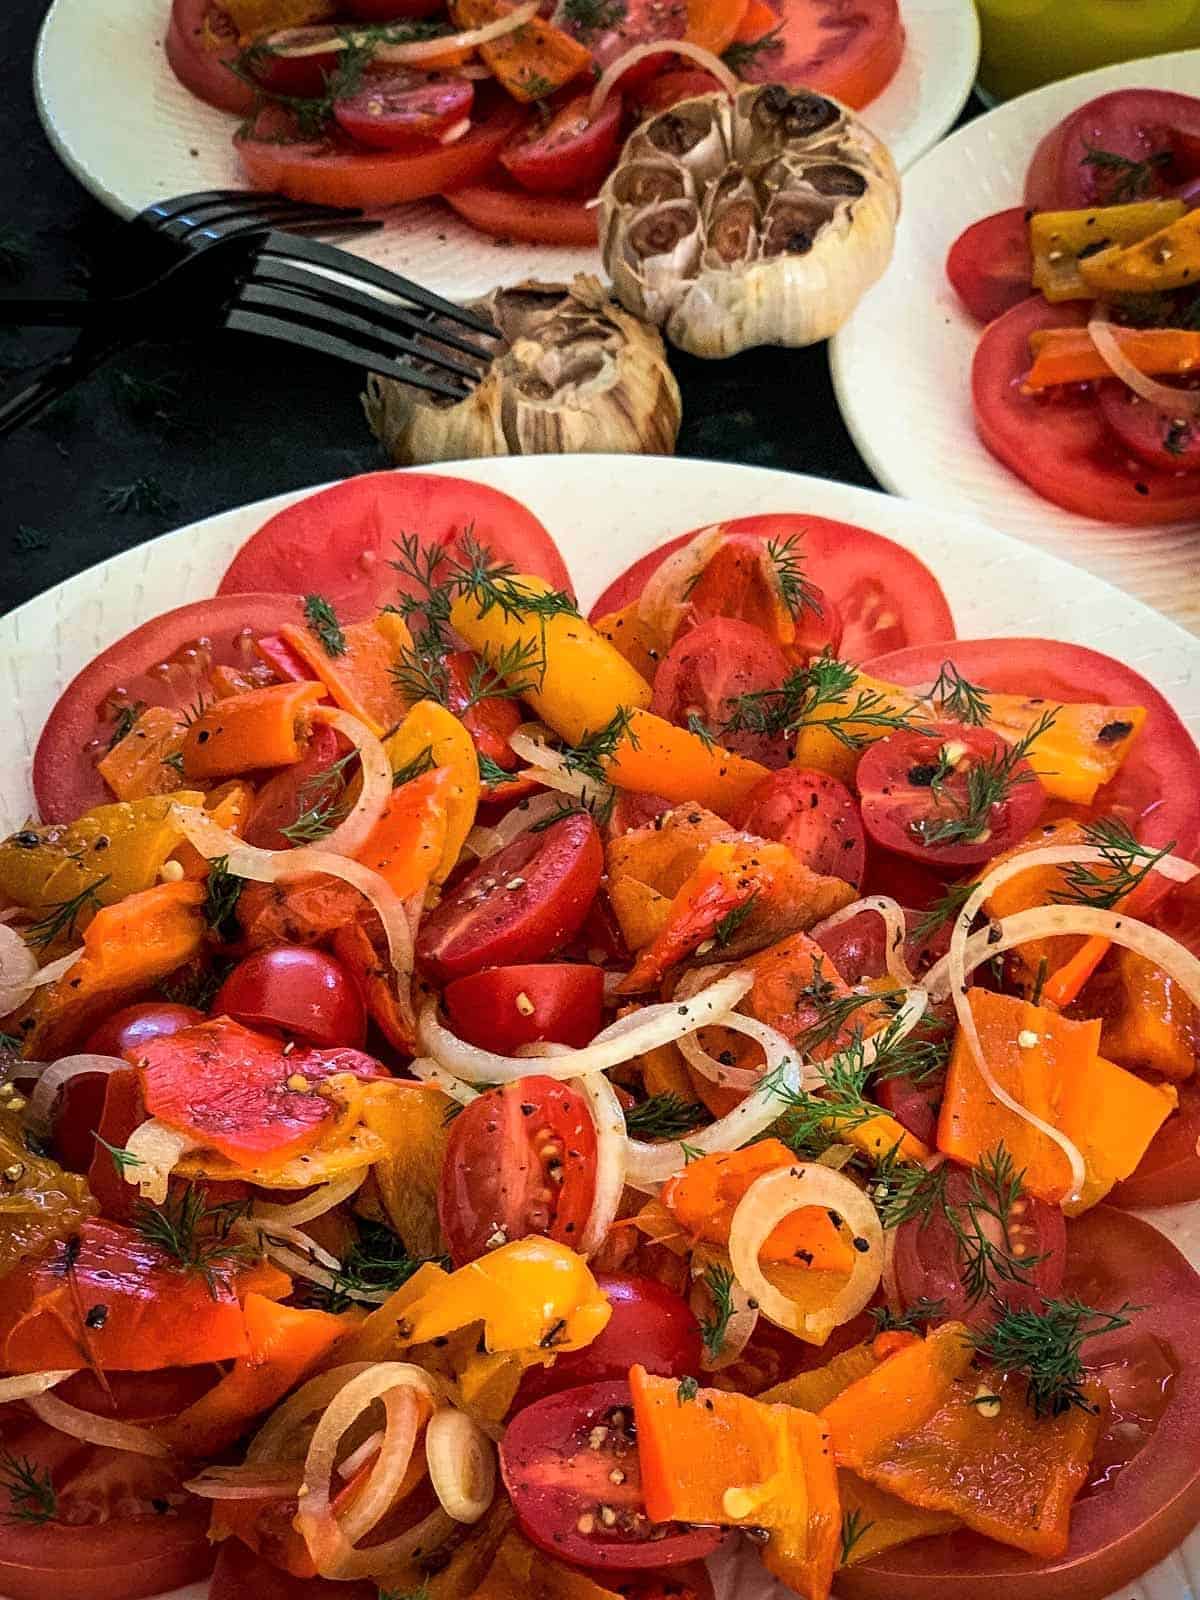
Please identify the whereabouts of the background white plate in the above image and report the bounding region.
[1,454,1196,1599]
[830,49,1200,636]
[33,0,978,299]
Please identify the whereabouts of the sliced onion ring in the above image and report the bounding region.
[0,1370,76,1404]
[509,725,612,811]
[1089,308,1200,420]
[248,1364,374,1465]
[691,1248,759,1371]
[728,1163,882,1343]
[463,791,563,860]
[25,1054,124,1140]
[0,927,82,1018]
[572,1070,628,1258]
[810,895,915,988]
[409,1056,480,1107]
[184,1465,303,1501]
[589,40,738,120]
[310,709,393,859]
[267,1,538,61]
[124,1118,195,1205]
[425,1407,496,1523]
[253,1168,368,1229]
[28,1391,173,1458]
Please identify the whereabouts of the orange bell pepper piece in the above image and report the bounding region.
[592,604,667,682]
[685,0,751,64]
[383,698,479,883]
[172,780,254,879]
[451,0,592,101]
[731,0,776,39]
[1092,947,1196,1081]
[181,681,326,780]
[608,709,769,813]
[96,705,188,801]
[471,1531,626,1599]
[631,1365,841,1600]
[333,920,415,1054]
[1025,325,1200,390]
[356,764,451,898]
[279,612,413,737]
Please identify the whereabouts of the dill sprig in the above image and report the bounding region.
[159,959,232,1011]
[392,745,436,787]
[103,474,173,516]
[477,751,513,789]
[452,534,579,629]
[867,1011,950,1085]
[839,1508,875,1565]
[946,1145,1048,1307]
[712,892,759,948]
[0,1450,56,1525]
[875,1159,947,1230]
[930,662,991,726]
[94,1134,143,1177]
[725,655,929,748]
[106,698,148,750]
[391,642,451,707]
[319,1221,448,1312]
[1053,816,1175,911]
[722,22,783,70]
[975,1297,1137,1417]
[303,593,347,658]
[388,531,456,654]
[561,0,625,35]
[624,1093,706,1140]
[766,534,822,620]
[133,1186,254,1298]
[203,857,243,940]
[914,709,1057,849]
[676,1374,700,1404]
[909,881,974,943]
[1081,143,1172,203]
[280,750,357,844]
[698,1262,736,1359]
[790,959,883,1053]
[868,1297,946,1336]
[686,712,717,752]
[768,1031,888,1149]
[460,638,543,706]
[24,876,109,950]
[559,707,638,786]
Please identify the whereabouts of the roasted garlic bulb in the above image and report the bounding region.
[363,276,681,463]
[599,85,901,358]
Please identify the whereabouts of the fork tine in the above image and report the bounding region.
[141,190,367,226]
[248,255,494,362]
[232,280,485,382]
[224,305,473,401]
[175,204,384,247]
[259,231,500,338]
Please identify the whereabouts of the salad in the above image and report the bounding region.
[164,0,904,245]
[1,468,1199,1600]
[947,88,1200,525]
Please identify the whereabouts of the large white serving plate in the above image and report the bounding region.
[829,48,1200,635]
[33,0,978,298]
[1,454,1197,1599]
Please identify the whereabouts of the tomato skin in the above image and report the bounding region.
[165,0,254,116]
[734,768,866,887]
[1109,1074,1200,1207]
[444,180,601,245]
[1025,89,1200,210]
[251,49,340,97]
[417,812,603,982]
[444,962,603,1055]
[500,1380,728,1570]
[1096,382,1200,471]
[243,722,342,850]
[212,946,368,1049]
[517,1275,703,1404]
[501,93,623,196]
[439,1076,597,1266]
[651,617,792,767]
[333,72,475,149]
[445,649,526,773]
[83,1002,206,1060]
[946,207,1034,324]
[734,0,904,109]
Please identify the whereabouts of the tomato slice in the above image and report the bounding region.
[416,811,603,982]
[212,947,368,1050]
[444,962,604,1055]
[33,592,302,823]
[813,901,948,987]
[734,768,866,887]
[971,296,1200,525]
[1025,89,1200,211]
[445,648,528,774]
[1109,1074,1200,1207]
[165,0,254,116]
[733,0,904,109]
[946,207,1034,324]
[333,71,475,149]
[218,471,569,622]
[500,1380,727,1570]
[558,0,686,78]
[650,617,792,768]
[1095,381,1200,471]
[501,93,624,195]
[443,179,601,244]
[439,1076,598,1265]
[243,721,340,849]
[82,1003,206,1061]
[838,1207,1200,1600]
[857,721,1046,869]
[589,514,956,664]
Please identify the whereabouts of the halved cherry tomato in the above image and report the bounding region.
[734,0,903,110]
[445,648,527,774]
[1025,89,1200,211]
[56,1367,220,1424]
[417,811,603,982]
[813,901,948,985]
[1110,1075,1200,1208]
[650,617,792,767]
[444,962,604,1055]
[249,48,340,98]
[857,721,1046,869]
[734,768,866,886]
[34,592,302,824]
[243,722,341,850]
[84,1002,206,1060]
[439,1076,597,1265]
[219,471,569,622]
[165,0,254,116]
[518,1274,703,1404]
[333,71,475,148]
[946,206,1034,324]
[212,946,367,1049]
[674,531,843,663]
[500,1380,728,1570]
[501,93,623,195]
[1096,381,1200,471]
[443,180,601,244]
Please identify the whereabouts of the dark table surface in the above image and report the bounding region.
[0,0,978,616]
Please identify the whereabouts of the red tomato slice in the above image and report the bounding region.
[733,0,904,109]
[864,637,1200,868]
[813,901,948,986]
[558,0,686,77]
[444,962,604,1055]
[33,592,302,824]
[218,471,569,622]
[971,296,1200,525]
[734,768,866,887]
[1025,89,1200,211]
[212,947,368,1049]
[235,96,528,207]
[249,48,341,98]
[633,68,723,116]
[443,179,601,244]
[1109,1074,1200,1208]
[333,71,475,149]
[165,0,254,115]
[670,531,843,663]
[210,1539,375,1600]
[650,617,793,768]
[243,722,342,850]
[0,1411,213,1600]
[501,93,623,195]
[137,1016,388,1166]
[500,1380,728,1570]
[946,207,1035,324]
[439,1076,597,1265]
[838,1207,1200,1600]
[857,721,1046,869]
[589,514,956,664]
[416,811,603,982]
[56,1366,220,1423]
[1096,381,1200,471]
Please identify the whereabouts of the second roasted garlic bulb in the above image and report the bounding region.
[599,85,901,359]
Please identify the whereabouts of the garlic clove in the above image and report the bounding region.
[702,169,761,268]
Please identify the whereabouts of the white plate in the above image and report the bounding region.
[32,0,978,299]
[830,49,1200,635]
[2,453,1197,1600]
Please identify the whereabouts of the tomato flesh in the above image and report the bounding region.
[439,1076,597,1266]
[651,617,792,768]
[165,0,254,116]
[734,0,904,110]
[444,962,604,1055]
[1095,381,1200,471]
[443,181,601,245]
[735,767,866,887]
[946,207,1034,324]
[1025,89,1200,211]
[212,946,367,1049]
[243,722,342,850]
[501,93,623,196]
[333,71,475,149]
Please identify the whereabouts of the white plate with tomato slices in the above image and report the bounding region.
[4,453,1200,1600]
[830,49,1200,637]
[32,0,977,298]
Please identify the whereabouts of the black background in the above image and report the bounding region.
[0,0,975,614]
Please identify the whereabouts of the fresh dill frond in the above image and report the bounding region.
[392,745,437,787]
[676,1374,700,1404]
[559,707,638,786]
[868,1297,946,1335]
[105,699,147,751]
[1081,143,1171,202]
[561,0,625,36]
[765,534,822,620]
[24,875,109,950]
[203,857,243,940]
[477,751,513,789]
[930,662,991,726]
[280,751,357,844]
[0,1449,56,1525]
[391,642,452,707]
[133,1186,254,1298]
[712,892,759,948]
[975,1297,1137,1417]
[94,1134,143,1177]
[909,881,974,943]
[303,593,347,658]
[450,534,579,627]
[686,712,717,752]
[698,1262,736,1359]
[915,709,1057,849]
[767,1029,888,1148]
[318,1220,446,1312]
[839,1508,875,1565]
[624,1093,706,1140]
[1053,816,1175,911]
[725,654,928,749]
[722,22,784,70]
[462,638,543,706]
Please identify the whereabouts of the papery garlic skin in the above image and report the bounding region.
[600,85,901,359]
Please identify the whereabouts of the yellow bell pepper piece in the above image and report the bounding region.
[383,698,479,883]
[96,706,188,801]
[1030,199,1186,300]
[450,575,652,745]
[791,674,922,785]
[1079,206,1200,294]
[359,1081,451,1259]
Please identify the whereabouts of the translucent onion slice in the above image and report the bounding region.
[589,40,738,120]
[259,1229,391,1306]
[253,1168,368,1229]
[425,1408,496,1524]
[672,965,763,1091]
[28,1391,173,1457]
[409,1056,481,1107]
[572,1070,629,1258]
[636,528,724,646]
[310,709,393,859]
[508,725,613,812]
[0,1370,76,1404]
[248,1364,374,1464]
[267,0,538,60]
[728,1164,882,1342]
[25,1054,124,1140]
[463,791,564,859]
[124,1118,195,1204]
[339,1386,424,1547]
[184,1465,303,1501]
[0,928,82,1018]
[1089,308,1200,420]
[419,968,754,1085]
[810,895,915,988]
[691,1247,758,1371]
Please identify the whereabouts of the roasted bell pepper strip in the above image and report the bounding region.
[1030,199,1186,300]
[451,0,592,101]
[1093,947,1197,1081]
[606,806,731,950]
[279,612,413,736]
[631,1365,841,1600]
[383,697,480,882]
[223,0,335,38]
[982,692,1145,806]
[937,989,1177,1213]
[136,1016,390,1168]
[0,1106,95,1276]
[181,680,327,780]
[608,875,673,953]
[359,1080,452,1259]
[1078,206,1200,294]
[355,764,450,898]
[822,1324,1105,1558]
[158,1294,355,1457]
[171,780,254,880]
[663,1141,854,1271]
[472,1530,625,1600]
[731,0,776,37]
[592,603,667,682]
[1025,325,1200,389]
[608,709,769,812]
[332,920,415,1055]
[96,705,189,801]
